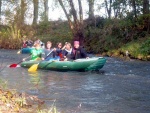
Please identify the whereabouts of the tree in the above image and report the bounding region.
[0,0,2,22]
[112,0,127,18]
[20,0,27,25]
[33,0,39,25]
[143,0,150,32]
[143,0,149,14]
[105,0,112,19]
[88,0,95,20]
[58,0,84,45]
[43,0,48,21]
[131,0,137,18]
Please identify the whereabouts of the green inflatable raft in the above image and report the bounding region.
[21,57,106,71]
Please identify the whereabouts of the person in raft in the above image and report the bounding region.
[62,42,73,61]
[41,41,59,61]
[22,40,27,48]
[34,38,45,49]
[23,43,43,61]
[72,41,89,60]
[54,42,66,60]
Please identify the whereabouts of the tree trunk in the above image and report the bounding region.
[78,0,83,24]
[88,0,94,20]
[143,0,150,32]
[33,0,38,25]
[105,0,112,19]
[0,0,2,22]
[20,0,26,25]
[69,0,84,45]
[58,0,74,30]
[43,0,48,21]
[143,0,149,14]
[69,0,78,26]
[58,0,85,46]
[131,0,137,18]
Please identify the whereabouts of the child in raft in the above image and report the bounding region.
[22,43,43,61]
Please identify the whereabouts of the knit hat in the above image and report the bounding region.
[74,41,79,45]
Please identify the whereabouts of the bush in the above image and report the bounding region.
[140,38,150,56]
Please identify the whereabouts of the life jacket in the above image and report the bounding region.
[59,53,64,61]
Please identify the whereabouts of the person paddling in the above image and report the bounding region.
[41,41,59,61]
[23,43,43,61]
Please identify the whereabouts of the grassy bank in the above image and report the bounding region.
[97,37,150,61]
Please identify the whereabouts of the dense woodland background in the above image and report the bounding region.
[0,0,150,60]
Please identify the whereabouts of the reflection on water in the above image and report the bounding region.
[0,50,150,113]
[28,72,41,95]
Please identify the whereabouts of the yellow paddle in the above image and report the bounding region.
[28,63,39,72]
[28,49,54,72]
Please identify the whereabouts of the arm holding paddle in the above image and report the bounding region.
[28,48,54,72]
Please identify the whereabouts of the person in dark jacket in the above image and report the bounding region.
[72,41,88,60]
[62,42,73,61]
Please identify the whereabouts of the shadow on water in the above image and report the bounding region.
[0,50,150,113]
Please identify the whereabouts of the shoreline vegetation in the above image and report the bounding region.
[0,18,150,61]
[0,79,59,113]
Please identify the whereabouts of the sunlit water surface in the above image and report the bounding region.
[0,49,150,113]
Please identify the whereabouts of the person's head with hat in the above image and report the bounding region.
[74,41,80,49]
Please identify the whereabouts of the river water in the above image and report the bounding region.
[0,49,150,113]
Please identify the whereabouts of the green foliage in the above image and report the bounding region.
[7,25,21,39]
[37,21,51,35]
[119,38,150,60]
[121,41,141,57]
[37,21,72,45]
[0,24,22,49]
[84,14,150,60]
[140,38,150,56]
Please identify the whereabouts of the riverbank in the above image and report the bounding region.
[101,38,150,61]
[0,78,59,113]
[0,18,150,61]
[0,85,43,112]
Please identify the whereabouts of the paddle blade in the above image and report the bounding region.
[17,50,21,54]
[9,64,18,68]
[28,64,39,72]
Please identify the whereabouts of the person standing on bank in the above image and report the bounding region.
[72,41,89,60]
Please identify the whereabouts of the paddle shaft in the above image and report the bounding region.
[44,49,54,60]
[10,55,31,66]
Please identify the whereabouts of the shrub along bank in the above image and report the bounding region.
[0,15,150,60]
[84,16,150,61]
